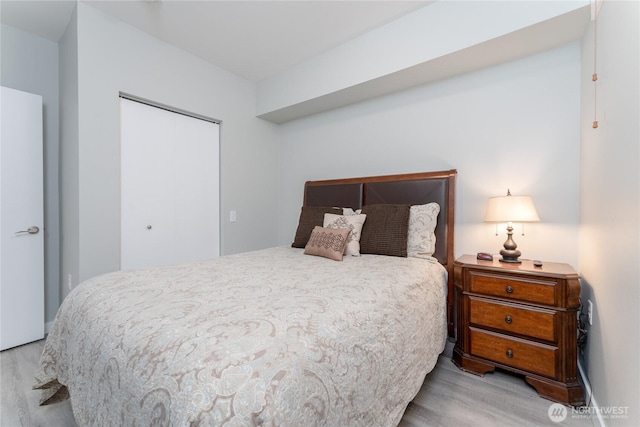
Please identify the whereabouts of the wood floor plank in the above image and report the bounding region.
[402,344,596,427]
[1,339,595,426]
[1,340,76,427]
[1,345,29,426]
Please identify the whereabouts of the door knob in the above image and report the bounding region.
[15,226,39,235]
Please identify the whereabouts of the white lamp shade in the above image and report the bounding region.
[484,194,540,222]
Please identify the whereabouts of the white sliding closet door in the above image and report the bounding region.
[120,98,219,270]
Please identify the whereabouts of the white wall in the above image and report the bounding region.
[257,0,589,122]
[58,5,80,308]
[1,24,60,325]
[62,3,279,294]
[579,1,639,425]
[277,43,582,268]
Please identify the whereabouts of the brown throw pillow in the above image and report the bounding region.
[292,206,343,248]
[360,204,411,257]
[304,226,351,261]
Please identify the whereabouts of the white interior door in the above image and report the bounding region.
[120,98,220,270]
[0,86,44,351]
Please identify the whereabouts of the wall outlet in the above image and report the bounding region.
[587,300,594,325]
[67,274,73,291]
[230,210,237,222]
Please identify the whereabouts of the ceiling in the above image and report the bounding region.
[0,0,429,82]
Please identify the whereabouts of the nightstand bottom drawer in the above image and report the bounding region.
[470,328,557,378]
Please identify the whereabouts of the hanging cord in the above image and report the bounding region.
[592,8,599,129]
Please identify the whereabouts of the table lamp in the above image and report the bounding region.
[484,190,540,263]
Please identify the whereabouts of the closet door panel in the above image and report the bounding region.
[121,100,175,270]
[171,110,220,264]
[120,98,219,271]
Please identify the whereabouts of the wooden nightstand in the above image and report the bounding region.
[452,255,585,406]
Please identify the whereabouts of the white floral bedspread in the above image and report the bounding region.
[34,247,447,426]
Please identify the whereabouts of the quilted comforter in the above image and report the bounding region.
[34,247,447,426]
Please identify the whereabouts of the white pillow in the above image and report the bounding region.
[323,213,367,256]
[407,203,440,259]
[342,207,362,215]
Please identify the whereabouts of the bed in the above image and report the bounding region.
[34,169,457,426]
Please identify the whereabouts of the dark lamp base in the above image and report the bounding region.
[499,248,522,264]
[499,225,522,263]
[499,257,522,264]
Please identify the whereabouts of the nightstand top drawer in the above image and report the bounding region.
[454,255,582,309]
[468,271,556,305]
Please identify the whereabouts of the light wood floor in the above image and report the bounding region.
[1,339,596,427]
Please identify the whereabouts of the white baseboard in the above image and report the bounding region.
[578,358,605,427]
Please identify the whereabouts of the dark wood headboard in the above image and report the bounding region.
[303,169,457,337]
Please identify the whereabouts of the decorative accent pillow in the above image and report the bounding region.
[342,208,362,215]
[360,204,411,257]
[407,202,440,259]
[292,206,343,248]
[323,213,367,256]
[304,226,351,261]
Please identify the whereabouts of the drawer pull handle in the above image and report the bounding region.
[505,285,514,294]
[505,315,513,324]
[506,349,514,358]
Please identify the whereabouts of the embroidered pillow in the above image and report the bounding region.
[304,226,351,261]
[292,206,343,248]
[323,213,367,256]
[407,202,440,259]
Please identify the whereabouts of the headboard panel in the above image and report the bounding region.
[305,183,362,209]
[364,179,451,266]
[303,169,457,337]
